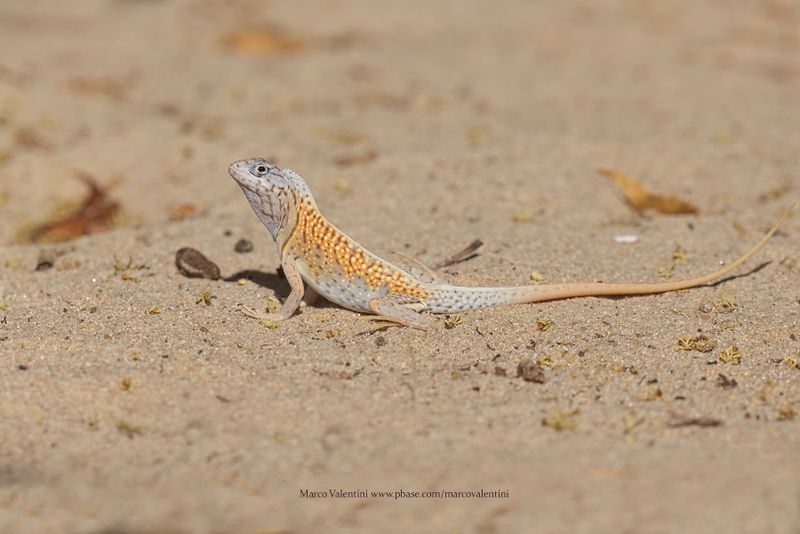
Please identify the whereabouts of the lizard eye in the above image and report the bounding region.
[253,164,268,176]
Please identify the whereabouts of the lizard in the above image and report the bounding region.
[229,157,790,330]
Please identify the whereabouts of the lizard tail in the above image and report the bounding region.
[519,206,791,304]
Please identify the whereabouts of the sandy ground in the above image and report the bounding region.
[1,0,799,532]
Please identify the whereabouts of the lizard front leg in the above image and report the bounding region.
[241,250,305,324]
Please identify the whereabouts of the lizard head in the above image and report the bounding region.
[228,157,313,242]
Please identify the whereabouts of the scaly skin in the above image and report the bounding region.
[229,158,790,330]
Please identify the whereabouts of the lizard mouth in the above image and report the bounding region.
[228,161,255,190]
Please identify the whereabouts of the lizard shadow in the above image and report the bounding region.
[600,261,772,300]
[223,269,338,309]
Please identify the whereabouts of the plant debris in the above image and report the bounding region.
[537,355,559,369]
[672,245,688,262]
[658,266,674,279]
[714,295,738,313]
[598,168,698,215]
[542,409,578,431]
[517,357,546,383]
[175,247,221,280]
[716,373,738,389]
[536,319,555,332]
[669,416,722,428]
[638,386,663,401]
[145,306,161,316]
[622,413,645,434]
[116,420,142,439]
[196,290,215,306]
[529,271,545,282]
[777,406,796,421]
[432,239,483,269]
[719,346,741,365]
[517,356,547,384]
[783,355,800,369]
[657,244,690,279]
[220,26,307,56]
[443,315,464,329]
[676,334,716,353]
[120,377,133,392]
[113,255,147,281]
[20,171,121,244]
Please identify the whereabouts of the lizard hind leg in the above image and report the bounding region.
[368,295,432,330]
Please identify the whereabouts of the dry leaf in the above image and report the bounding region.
[220,27,307,56]
[20,171,121,243]
[719,346,741,365]
[598,168,698,215]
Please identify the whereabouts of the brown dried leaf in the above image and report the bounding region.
[598,168,698,215]
[220,27,307,56]
[20,171,121,243]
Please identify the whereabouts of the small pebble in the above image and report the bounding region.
[517,357,546,383]
[175,247,221,280]
[614,234,639,244]
[234,238,253,253]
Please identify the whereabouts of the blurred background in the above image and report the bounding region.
[0,0,797,245]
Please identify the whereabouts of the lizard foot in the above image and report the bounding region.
[368,296,432,330]
[239,305,285,323]
[362,315,412,332]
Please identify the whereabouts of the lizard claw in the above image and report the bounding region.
[239,305,283,323]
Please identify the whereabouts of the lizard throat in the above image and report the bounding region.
[241,186,286,240]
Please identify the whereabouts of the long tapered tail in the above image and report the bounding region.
[519,207,791,303]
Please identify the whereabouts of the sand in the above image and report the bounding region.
[1,0,799,532]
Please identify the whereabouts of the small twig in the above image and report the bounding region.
[668,416,722,428]
[433,239,484,269]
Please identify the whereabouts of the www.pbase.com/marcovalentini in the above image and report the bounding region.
[300,489,510,499]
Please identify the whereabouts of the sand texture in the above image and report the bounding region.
[1,0,799,532]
